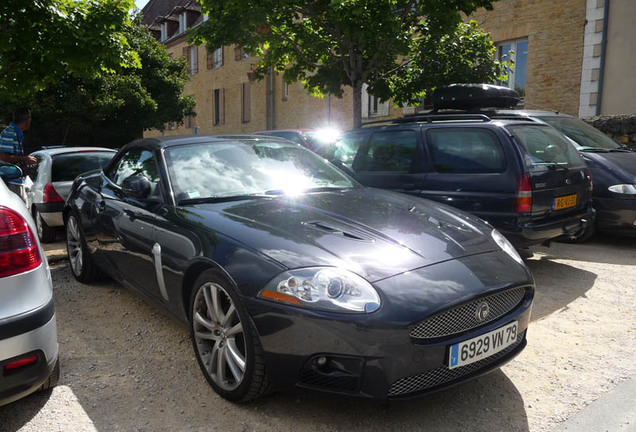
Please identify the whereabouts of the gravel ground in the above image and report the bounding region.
[1,234,634,432]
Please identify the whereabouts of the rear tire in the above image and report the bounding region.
[38,360,60,391]
[189,270,270,403]
[66,214,105,283]
[35,209,57,243]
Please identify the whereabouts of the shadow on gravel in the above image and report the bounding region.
[0,388,52,432]
[251,369,529,432]
[524,255,597,321]
[541,233,636,265]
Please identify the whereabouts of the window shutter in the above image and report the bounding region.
[219,47,224,67]
[234,46,242,61]
[207,51,213,69]
[182,46,189,58]
[220,88,225,124]
[193,46,198,74]
[242,83,251,123]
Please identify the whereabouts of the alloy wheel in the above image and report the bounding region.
[66,216,83,277]
[192,282,247,391]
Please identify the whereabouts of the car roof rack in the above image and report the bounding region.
[358,113,492,129]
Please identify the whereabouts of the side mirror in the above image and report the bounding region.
[121,175,152,200]
[0,164,23,181]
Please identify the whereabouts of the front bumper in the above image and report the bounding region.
[247,252,534,400]
[594,196,636,236]
[0,311,58,406]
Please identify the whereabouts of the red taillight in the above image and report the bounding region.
[4,354,38,371]
[514,174,533,213]
[0,206,42,278]
[43,183,63,203]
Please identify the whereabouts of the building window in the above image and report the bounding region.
[497,39,528,98]
[179,13,187,33]
[214,48,223,68]
[234,46,249,61]
[283,82,289,101]
[184,46,198,75]
[361,84,389,118]
[213,89,225,125]
[241,83,251,123]
[160,22,168,42]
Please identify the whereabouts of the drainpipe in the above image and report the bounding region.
[596,0,610,116]
[268,65,275,130]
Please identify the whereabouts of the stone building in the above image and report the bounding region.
[141,0,635,138]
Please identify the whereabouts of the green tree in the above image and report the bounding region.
[0,0,139,101]
[191,0,501,128]
[8,19,195,148]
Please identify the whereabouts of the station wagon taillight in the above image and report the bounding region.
[514,174,532,213]
[43,183,63,203]
[0,206,42,278]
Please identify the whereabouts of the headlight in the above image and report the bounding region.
[491,229,524,265]
[608,184,636,195]
[258,267,381,313]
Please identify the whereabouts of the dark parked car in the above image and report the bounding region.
[64,135,534,402]
[253,129,340,157]
[489,111,636,240]
[333,86,594,249]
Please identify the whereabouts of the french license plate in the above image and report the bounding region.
[553,194,577,210]
[448,321,518,369]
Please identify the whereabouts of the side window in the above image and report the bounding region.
[427,128,506,173]
[107,148,160,193]
[357,131,418,172]
[28,155,43,181]
[333,133,367,168]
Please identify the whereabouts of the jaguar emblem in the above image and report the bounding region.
[475,302,490,322]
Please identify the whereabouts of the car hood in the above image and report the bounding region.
[582,151,636,183]
[191,188,499,282]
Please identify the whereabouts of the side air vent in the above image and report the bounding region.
[302,221,373,242]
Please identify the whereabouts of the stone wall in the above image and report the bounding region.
[584,114,636,149]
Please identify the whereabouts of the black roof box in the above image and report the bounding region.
[432,84,521,110]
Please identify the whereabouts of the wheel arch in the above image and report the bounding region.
[181,258,238,322]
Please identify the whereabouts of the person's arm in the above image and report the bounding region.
[0,151,37,165]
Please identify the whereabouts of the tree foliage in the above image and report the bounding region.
[0,0,140,101]
[191,0,501,127]
[4,19,195,149]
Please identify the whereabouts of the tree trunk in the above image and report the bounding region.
[352,80,363,129]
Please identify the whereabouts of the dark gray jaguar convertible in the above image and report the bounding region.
[64,135,534,402]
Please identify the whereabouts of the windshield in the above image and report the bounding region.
[537,116,621,150]
[507,125,584,168]
[165,139,356,202]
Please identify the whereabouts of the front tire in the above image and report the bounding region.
[189,270,270,402]
[66,215,104,283]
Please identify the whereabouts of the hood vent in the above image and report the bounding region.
[303,221,373,242]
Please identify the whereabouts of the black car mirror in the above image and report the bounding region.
[0,163,23,181]
[121,175,152,200]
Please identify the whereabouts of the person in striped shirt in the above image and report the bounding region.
[0,108,36,201]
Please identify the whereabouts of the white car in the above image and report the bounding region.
[0,163,59,406]
[27,147,116,242]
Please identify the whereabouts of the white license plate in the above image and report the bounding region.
[448,321,518,369]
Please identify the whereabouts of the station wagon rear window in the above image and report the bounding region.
[52,152,114,182]
[427,128,505,173]
[507,125,583,168]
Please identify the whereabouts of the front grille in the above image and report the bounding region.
[410,286,527,339]
[388,331,525,397]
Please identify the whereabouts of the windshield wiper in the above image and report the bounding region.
[262,186,349,195]
[178,193,273,205]
[579,147,611,153]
